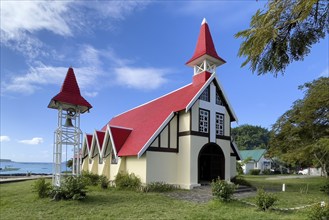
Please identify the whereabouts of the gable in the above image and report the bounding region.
[103,79,207,157]
[240,149,266,162]
[186,74,237,122]
[82,134,92,158]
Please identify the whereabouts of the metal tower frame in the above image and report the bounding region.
[53,105,82,187]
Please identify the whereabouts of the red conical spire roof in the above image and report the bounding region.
[48,67,92,113]
[186,18,226,66]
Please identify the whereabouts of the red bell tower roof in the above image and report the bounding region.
[48,67,92,113]
[186,18,226,67]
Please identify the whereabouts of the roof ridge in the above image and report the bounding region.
[113,83,192,118]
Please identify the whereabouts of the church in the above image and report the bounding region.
[82,18,241,189]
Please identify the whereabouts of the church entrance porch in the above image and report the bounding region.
[198,143,225,184]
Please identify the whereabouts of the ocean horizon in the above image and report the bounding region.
[0,161,71,175]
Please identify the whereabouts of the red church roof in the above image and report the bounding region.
[86,134,93,150]
[186,18,226,66]
[109,126,132,154]
[95,131,105,152]
[102,71,212,157]
[48,67,92,113]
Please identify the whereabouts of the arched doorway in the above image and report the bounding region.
[198,143,225,183]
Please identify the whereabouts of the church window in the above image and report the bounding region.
[199,109,209,133]
[111,152,118,164]
[216,91,223,105]
[216,113,224,136]
[99,154,103,164]
[199,86,210,102]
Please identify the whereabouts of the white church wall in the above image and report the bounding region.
[97,159,105,175]
[160,126,169,148]
[177,136,192,189]
[100,157,110,177]
[109,157,125,181]
[230,156,237,179]
[150,137,159,147]
[190,135,208,187]
[179,111,190,132]
[82,159,88,172]
[216,139,231,181]
[191,101,199,131]
[169,116,178,149]
[90,156,98,174]
[146,151,177,184]
[125,155,147,183]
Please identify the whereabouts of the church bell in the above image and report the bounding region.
[64,116,74,127]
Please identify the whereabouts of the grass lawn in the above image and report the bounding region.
[242,175,329,208]
[0,176,328,219]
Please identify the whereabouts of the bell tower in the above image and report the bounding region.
[186,18,226,76]
[48,67,92,186]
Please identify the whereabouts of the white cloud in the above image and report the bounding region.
[19,137,44,145]
[115,67,169,90]
[1,44,171,95]
[0,136,10,142]
[1,45,104,95]
[0,1,150,59]
[319,67,329,77]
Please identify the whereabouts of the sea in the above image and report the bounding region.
[0,161,70,175]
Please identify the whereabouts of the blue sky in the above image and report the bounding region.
[1,1,328,162]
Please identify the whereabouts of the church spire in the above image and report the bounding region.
[186,18,226,75]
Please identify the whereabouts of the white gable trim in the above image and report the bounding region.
[137,112,175,158]
[82,133,92,158]
[107,125,119,161]
[94,130,106,158]
[185,73,215,112]
[90,131,99,158]
[231,140,242,160]
[214,75,238,122]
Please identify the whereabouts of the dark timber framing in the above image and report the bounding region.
[147,113,179,153]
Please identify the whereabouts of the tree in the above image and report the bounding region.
[235,0,329,76]
[232,124,270,150]
[269,77,329,177]
[66,159,73,169]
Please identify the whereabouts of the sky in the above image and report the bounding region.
[1,1,328,162]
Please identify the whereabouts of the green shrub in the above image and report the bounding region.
[32,178,52,198]
[236,161,244,175]
[99,175,109,189]
[82,171,100,186]
[249,169,261,175]
[255,188,277,211]
[308,203,329,220]
[211,178,236,202]
[320,180,329,196]
[50,176,87,200]
[262,169,271,175]
[114,172,141,190]
[142,182,176,193]
[231,176,252,187]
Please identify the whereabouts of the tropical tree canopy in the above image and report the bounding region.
[235,0,329,76]
[232,124,270,150]
[269,77,329,177]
